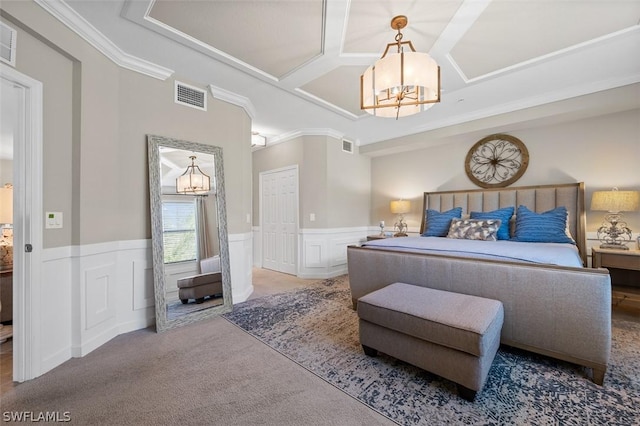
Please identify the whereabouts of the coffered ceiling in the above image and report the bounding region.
[54,0,640,151]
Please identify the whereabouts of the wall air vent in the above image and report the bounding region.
[0,22,17,66]
[174,81,207,111]
[342,139,354,154]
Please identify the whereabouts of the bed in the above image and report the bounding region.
[347,182,612,384]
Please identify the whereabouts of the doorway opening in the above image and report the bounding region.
[1,64,43,385]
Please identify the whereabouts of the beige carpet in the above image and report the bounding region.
[0,271,394,425]
[2,269,639,425]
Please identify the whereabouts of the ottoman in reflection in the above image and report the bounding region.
[177,255,222,304]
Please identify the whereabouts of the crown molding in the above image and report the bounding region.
[34,0,173,80]
[269,128,344,146]
[208,84,256,120]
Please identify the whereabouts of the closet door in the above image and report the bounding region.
[261,167,298,275]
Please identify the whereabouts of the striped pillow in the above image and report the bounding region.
[511,205,576,244]
[470,206,514,240]
[422,207,463,237]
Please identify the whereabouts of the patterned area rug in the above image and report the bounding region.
[223,276,640,425]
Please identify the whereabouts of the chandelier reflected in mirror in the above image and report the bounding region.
[360,15,441,119]
[176,155,211,195]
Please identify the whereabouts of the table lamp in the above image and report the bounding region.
[590,187,639,250]
[390,199,410,237]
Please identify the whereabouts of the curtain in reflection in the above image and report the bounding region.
[195,195,211,273]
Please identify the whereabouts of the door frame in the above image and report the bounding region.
[258,165,299,275]
[1,64,43,382]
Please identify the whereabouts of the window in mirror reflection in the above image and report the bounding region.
[162,199,197,264]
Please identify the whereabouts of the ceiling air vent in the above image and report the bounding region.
[0,22,17,66]
[342,139,354,154]
[175,81,207,111]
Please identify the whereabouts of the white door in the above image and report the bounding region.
[261,167,298,275]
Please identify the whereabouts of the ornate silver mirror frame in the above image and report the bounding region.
[148,135,232,332]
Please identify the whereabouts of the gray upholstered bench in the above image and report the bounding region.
[357,282,504,401]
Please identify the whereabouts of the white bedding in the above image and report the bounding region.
[362,236,584,268]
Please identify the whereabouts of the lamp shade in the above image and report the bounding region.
[390,200,411,214]
[360,15,440,119]
[0,186,12,224]
[361,52,440,118]
[590,190,640,212]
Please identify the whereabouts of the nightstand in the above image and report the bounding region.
[366,234,409,241]
[592,246,640,311]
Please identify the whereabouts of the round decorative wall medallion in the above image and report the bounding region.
[464,134,529,188]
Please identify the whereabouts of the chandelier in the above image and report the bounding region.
[176,156,211,194]
[360,15,441,119]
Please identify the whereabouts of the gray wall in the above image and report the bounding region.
[326,138,371,228]
[370,109,640,234]
[2,5,76,248]
[252,135,371,229]
[1,2,251,248]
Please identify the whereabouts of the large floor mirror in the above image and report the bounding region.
[148,135,232,332]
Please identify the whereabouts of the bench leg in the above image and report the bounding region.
[362,345,378,357]
[592,367,606,385]
[457,385,477,402]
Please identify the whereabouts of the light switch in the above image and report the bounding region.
[46,211,63,229]
[310,213,316,222]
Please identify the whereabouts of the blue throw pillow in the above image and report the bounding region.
[422,207,463,237]
[470,206,514,240]
[511,205,576,244]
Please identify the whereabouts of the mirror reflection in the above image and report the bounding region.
[148,135,232,332]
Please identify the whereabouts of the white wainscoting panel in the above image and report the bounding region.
[39,246,73,376]
[330,237,356,267]
[34,237,256,378]
[41,240,156,359]
[74,243,121,357]
[298,227,370,279]
[303,239,326,268]
[229,232,254,303]
[84,264,116,330]
[132,259,154,311]
[252,226,261,268]
[116,240,156,334]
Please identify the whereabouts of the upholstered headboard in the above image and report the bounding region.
[420,182,587,265]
